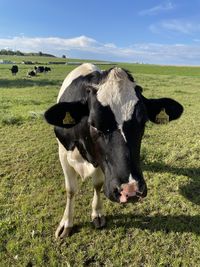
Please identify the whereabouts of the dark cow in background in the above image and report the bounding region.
[35,66,45,73]
[27,66,51,77]
[44,66,51,73]
[27,70,36,77]
[10,65,18,75]
[45,63,183,238]
[34,66,51,74]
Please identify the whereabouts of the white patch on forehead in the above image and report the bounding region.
[97,68,138,129]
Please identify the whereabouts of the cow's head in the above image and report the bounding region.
[44,67,183,203]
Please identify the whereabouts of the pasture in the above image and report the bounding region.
[0,57,200,266]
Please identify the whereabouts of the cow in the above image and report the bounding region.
[44,63,183,238]
[44,66,51,73]
[10,65,18,75]
[27,70,36,77]
[34,66,45,73]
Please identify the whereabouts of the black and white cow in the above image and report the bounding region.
[44,63,183,238]
[34,66,45,73]
[27,70,36,77]
[44,66,51,73]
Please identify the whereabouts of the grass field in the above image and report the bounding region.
[0,57,200,266]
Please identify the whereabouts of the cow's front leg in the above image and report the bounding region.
[55,189,77,238]
[55,142,78,239]
[92,168,106,229]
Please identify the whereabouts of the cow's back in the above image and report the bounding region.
[57,63,101,102]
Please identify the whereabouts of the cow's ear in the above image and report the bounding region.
[44,102,88,128]
[144,97,184,124]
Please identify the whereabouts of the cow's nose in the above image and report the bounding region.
[119,182,137,203]
[119,181,147,203]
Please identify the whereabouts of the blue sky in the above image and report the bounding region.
[0,0,200,65]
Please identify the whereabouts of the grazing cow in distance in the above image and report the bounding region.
[34,66,45,73]
[27,70,36,77]
[44,66,51,73]
[44,63,184,238]
[34,66,51,74]
[10,65,18,75]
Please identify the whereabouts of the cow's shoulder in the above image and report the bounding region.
[67,147,98,179]
[58,140,98,180]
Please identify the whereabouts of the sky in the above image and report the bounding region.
[0,0,200,65]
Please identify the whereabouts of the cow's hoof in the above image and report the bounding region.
[92,215,106,229]
[55,224,73,239]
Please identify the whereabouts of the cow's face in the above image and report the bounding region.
[89,121,147,203]
[44,67,183,204]
[86,69,148,203]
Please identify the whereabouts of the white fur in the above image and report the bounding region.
[57,63,101,102]
[91,168,104,220]
[66,147,98,180]
[55,141,78,237]
[97,67,138,126]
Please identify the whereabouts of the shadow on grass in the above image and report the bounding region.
[70,213,200,236]
[105,213,200,234]
[143,161,200,205]
[0,78,61,88]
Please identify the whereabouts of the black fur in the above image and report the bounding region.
[54,117,98,167]
[142,96,184,123]
[87,88,118,133]
[10,65,18,75]
[44,101,88,128]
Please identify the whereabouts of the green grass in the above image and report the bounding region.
[0,57,200,266]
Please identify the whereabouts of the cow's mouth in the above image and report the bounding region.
[105,180,147,203]
[119,183,146,203]
[119,191,143,203]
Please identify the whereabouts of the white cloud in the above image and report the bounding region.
[161,20,200,34]
[0,35,200,65]
[0,35,97,52]
[104,43,117,49]
[139,1,174,16]
[150,19,200,34]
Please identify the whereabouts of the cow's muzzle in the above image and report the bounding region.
[119,182,147,204]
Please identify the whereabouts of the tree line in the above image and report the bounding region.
[0,49,55,57]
